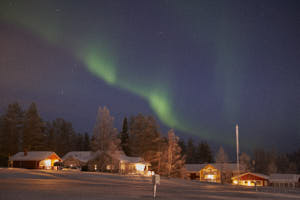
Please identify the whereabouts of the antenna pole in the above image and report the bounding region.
[236,124,240,186]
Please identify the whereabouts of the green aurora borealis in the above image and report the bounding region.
[1,0,299,151]
[0,1,199,140]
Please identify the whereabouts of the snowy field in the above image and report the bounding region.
[1,168,300,200]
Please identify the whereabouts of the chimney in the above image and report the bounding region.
[24,149,28,156]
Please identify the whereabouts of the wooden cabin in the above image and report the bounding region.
[232,172,269,186]
[269,174,300,188]
[119,155,151,175]
[62,151,94,168]
[9,151,61,169]
[62,151,151,175]
[186,163,243,183]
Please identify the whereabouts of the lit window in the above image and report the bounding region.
[44,159,51,169]
[247,181,251,186]
[135,163,145,171]
[205,174,216,180]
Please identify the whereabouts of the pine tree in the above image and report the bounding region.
[83,132,90,151]
[267,151,278,175]
[45,118,76,156]
[23,102,45,151]
[120,117,129,155]
[254,149,279,174]
[275,154,289,173]
[128,114,162,172]
[195,141,213,164]
[128,114,161,157]
[45,121,55,151]
[76,133,84,151]
[0,103,24,166]
[186,138,196,163]
[287,148,300,173]
[178,139,186,157]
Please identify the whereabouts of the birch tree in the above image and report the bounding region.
[216,146,229,183]
[164,129,185,178]
[91,106,120,171]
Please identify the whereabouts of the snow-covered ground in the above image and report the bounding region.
[0,168,300,200]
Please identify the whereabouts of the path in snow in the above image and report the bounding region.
[0,168,299,200]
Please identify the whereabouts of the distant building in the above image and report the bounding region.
[186,163,244,183]
[62,151,95,168]
[232,172,269,186]
[119,154,151,175]
[269,174,300,188]
[62,151,151,175]
[9,151,61,169]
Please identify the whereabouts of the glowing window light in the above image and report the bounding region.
[120,163,125,170]
[147,171,154,176]
[135,163,145,171]
[205,174,216,180]
[44,159,51,168]
[247,181,252,186]
[233,180,238,185]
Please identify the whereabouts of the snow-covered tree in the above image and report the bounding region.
[215,146,229,184]
[165,129,185,177]
[267,161,277,174]
[91,106,120,171]
[215,146,228,164]
[240,152,251,172]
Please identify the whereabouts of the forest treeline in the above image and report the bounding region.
[0,103,90,161]
[0,102,300,176]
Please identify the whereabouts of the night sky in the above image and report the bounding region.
[0,0,299,153]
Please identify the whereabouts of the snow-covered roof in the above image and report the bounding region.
[119,155,150,165]
[62,151,149,165]
[186,163,242,172]
[269,174,300,183]
[232,172,269,180]
[62,151,96,163]
[9,151,60,161]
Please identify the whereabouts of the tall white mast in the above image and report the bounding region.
[236,124,240,185]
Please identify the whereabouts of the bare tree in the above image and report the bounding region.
[165,129,185,178]
[216,146,229,183]
[216,146,228,163]
[91,106,120,171]
[240,152,251,172]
